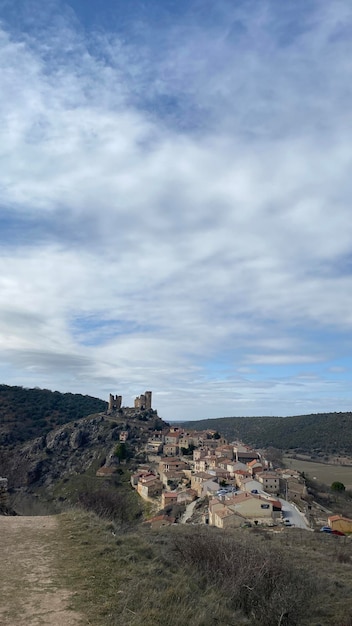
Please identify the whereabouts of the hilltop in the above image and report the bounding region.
[0,384,107,447]
[179,412,352,455]
[0,403,165,499]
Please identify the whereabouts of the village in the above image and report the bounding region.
[120,423,350,534]
[108,419,350,535]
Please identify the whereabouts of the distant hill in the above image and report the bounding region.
[0,385,107,447]
[180,412,352,455]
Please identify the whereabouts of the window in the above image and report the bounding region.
[261,504,270,509]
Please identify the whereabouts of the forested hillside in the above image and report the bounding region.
[0,385,107,446]
[180,412,352,455]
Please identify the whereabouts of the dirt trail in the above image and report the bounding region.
[0,515,85,626]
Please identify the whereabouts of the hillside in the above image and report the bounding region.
[0,385,107,447]
[180,412,352,455]
[0,406,165,495]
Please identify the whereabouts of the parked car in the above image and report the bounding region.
[284,519,292,526]
[331,530,346,536]
[320,526,332,533]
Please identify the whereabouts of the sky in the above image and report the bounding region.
[1,0,352,422]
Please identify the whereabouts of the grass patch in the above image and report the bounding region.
[283,457,352,488]
[57,510,245,625]
[56,510,352,626]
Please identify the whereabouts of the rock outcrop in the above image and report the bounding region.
[0,408,165,492]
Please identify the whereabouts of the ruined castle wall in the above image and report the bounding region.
[112,391,152,411]
[145,391,152,410]
[108,394,122,411]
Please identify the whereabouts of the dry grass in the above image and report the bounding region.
[57,510,246,625]
[56,511,352,626]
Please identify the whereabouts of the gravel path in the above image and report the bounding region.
[0,515,85,625]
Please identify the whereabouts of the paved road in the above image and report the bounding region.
[180,499,198,523]
[278,498,310,529]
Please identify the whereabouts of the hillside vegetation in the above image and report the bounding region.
[57,508,352,626]
[180,412,352,455]
[0,384,107,447]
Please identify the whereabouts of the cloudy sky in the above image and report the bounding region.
[1,0,352,421]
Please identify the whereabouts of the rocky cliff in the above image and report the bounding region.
[0,408,165,493]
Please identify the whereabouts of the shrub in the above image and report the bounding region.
[78,489,132,526]
[332,482,346,492]
[173,528,315,626]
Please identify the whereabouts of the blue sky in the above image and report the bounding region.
[1,0,352,421]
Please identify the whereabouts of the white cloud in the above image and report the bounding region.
[0,1,352,419]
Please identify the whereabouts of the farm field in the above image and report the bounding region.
[284,457,352,489]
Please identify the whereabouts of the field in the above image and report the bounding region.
[284,457,352,489]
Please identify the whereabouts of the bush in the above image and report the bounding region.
[173,528,315,625]
[331,482,346,492]
[78,489,132,526]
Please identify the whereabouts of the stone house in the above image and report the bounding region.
[201,479,220,498]
[164,431,180,445]
[240,477,262,493]
[226,461,247,477]
[209,492,281,527]
[161,491,178,508]
[163,443,179,456]
[193,448,207,461]
[234,469,251,488]
[159,469,187,488]
[214,445,234,460]
[145,440,163,454]
[137,473,163,499]
[256,472,280,494]
[328,515,352,534]
[159,458,189,473]
[204,455,220,469]
[191,472,214,496]
[233,444,259,463]
[150,430,164,442]
[177,489,197,504]
[131,469,154,487]
[210,504,243,529]
[194,458,208,473]
[247,460,264,476]
[207,467,231,481]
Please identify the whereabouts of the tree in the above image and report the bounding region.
[265,446,283,467]
[114,443,128,461]
[331,481,345,492]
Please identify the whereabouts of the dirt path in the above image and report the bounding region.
[0,515,85,625]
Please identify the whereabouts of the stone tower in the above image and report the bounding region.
[108,394,122,412]
[134,391,152,410]
[145,391,152,410]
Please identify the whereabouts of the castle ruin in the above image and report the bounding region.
[108,394,122,412]
[108,391,152,413]
[134,391,152,411]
